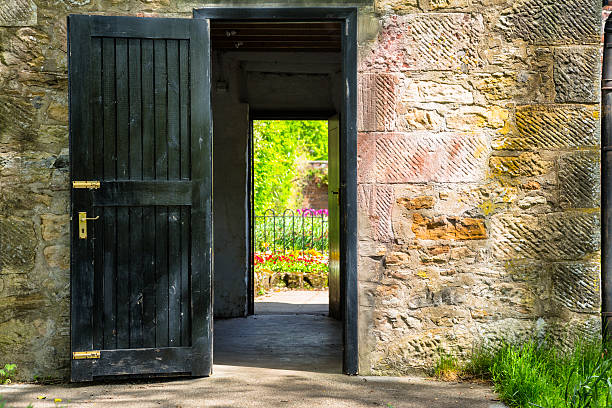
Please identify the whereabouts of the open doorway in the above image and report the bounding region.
[196,8,358,374]
[250,119,334,317]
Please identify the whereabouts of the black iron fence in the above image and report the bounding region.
[254,209,329,254]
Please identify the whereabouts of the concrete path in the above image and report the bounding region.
[0,368,505,408]
[254,289,329,315]
[1,290,504,407]
[215,313,342,372]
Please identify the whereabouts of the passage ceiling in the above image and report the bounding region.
[210,21,342,52]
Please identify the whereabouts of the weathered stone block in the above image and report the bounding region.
[397,196,435,210]
[494,105,599,150]
[554,47,600,103]
[474,45,555,103]
[404,81,474,104]
[358,184,394,242]
[445,106,508,132]
[429,0,470,9]
[357,132,377,183]
[43,245,69,270]
[491,213,599,261]
[384,251,411,266]
[375,0,419,15]
[358,73,399,132]
[0,0,36,27]
[0,217,36,272]
[412,213,487,240]
[517,195,547,209]
[376,132,490,183]
[40,214,69,241]
[489,153,553,178]
[0,95,37,148]
[398,108,444,131]
[498,0,600,45]
[551,262,600,313]
[360,13,483,72]
[449,246,475,261]
[38,126,68,154]
[46,102,68,124]
[472,72,516,101]
[559,152,599,209]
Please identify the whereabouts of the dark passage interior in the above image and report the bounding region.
[210,20,344,372]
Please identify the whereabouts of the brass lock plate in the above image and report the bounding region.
[78,212,87,239]
[73,181,100,189]
[78,212,99,239]
[72,350,100,359]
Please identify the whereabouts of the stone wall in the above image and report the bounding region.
[0,0,602,380]
[356,0,602,374]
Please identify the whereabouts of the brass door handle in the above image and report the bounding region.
[78,212,99,239]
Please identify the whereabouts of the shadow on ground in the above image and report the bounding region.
[1,366,503,408]
[0,291,503,407]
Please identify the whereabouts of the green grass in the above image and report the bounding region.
[433,349,462,381]
[436,339,612,408]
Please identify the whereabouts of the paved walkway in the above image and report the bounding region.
[1,368,505,408]
[1,290,504,407]
[254,289,329,315]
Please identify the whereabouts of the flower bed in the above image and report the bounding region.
[254,249,329,295]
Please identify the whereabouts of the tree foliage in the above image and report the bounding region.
[253,120,328,214]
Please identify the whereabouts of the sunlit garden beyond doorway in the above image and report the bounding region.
[252,120,330,312]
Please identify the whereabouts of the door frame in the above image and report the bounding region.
[193,7,359,375]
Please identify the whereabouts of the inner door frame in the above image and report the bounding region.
[193,7,358,375]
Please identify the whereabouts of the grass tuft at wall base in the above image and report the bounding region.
[435,339,612,408]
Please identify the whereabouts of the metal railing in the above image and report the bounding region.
[255,209,328,255]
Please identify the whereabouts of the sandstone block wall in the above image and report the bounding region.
[0,0,603,379]
[357,0,602,374]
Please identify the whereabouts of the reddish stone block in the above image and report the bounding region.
[359,13,483,72]
[375,132,489,183]
[358,73,399,132]
[357,132,377,183]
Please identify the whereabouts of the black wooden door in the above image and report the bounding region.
[68,15,212,381]
[328,115,341,320]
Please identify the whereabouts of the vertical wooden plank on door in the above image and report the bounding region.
[179,40,190,181]
[141,38,156,348]
[142,206,156,347]
[115,38,130,349]
[168,205,181,346]
[154,38,169,347]
[102,36,117,351]
[189,18,213,376]
[155,205,169,347]
[129,208,144,348]
[167,40,181,346]
[178,39,191,346]
[102,37,116,181]
[128,38,144,349]
[167,40,180,178]
[69,14,94,382]
[180,209,191,346]
[154,39,168,179]
[116,38,129,180]
[91,36,104,352]
[103,206,117,350]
